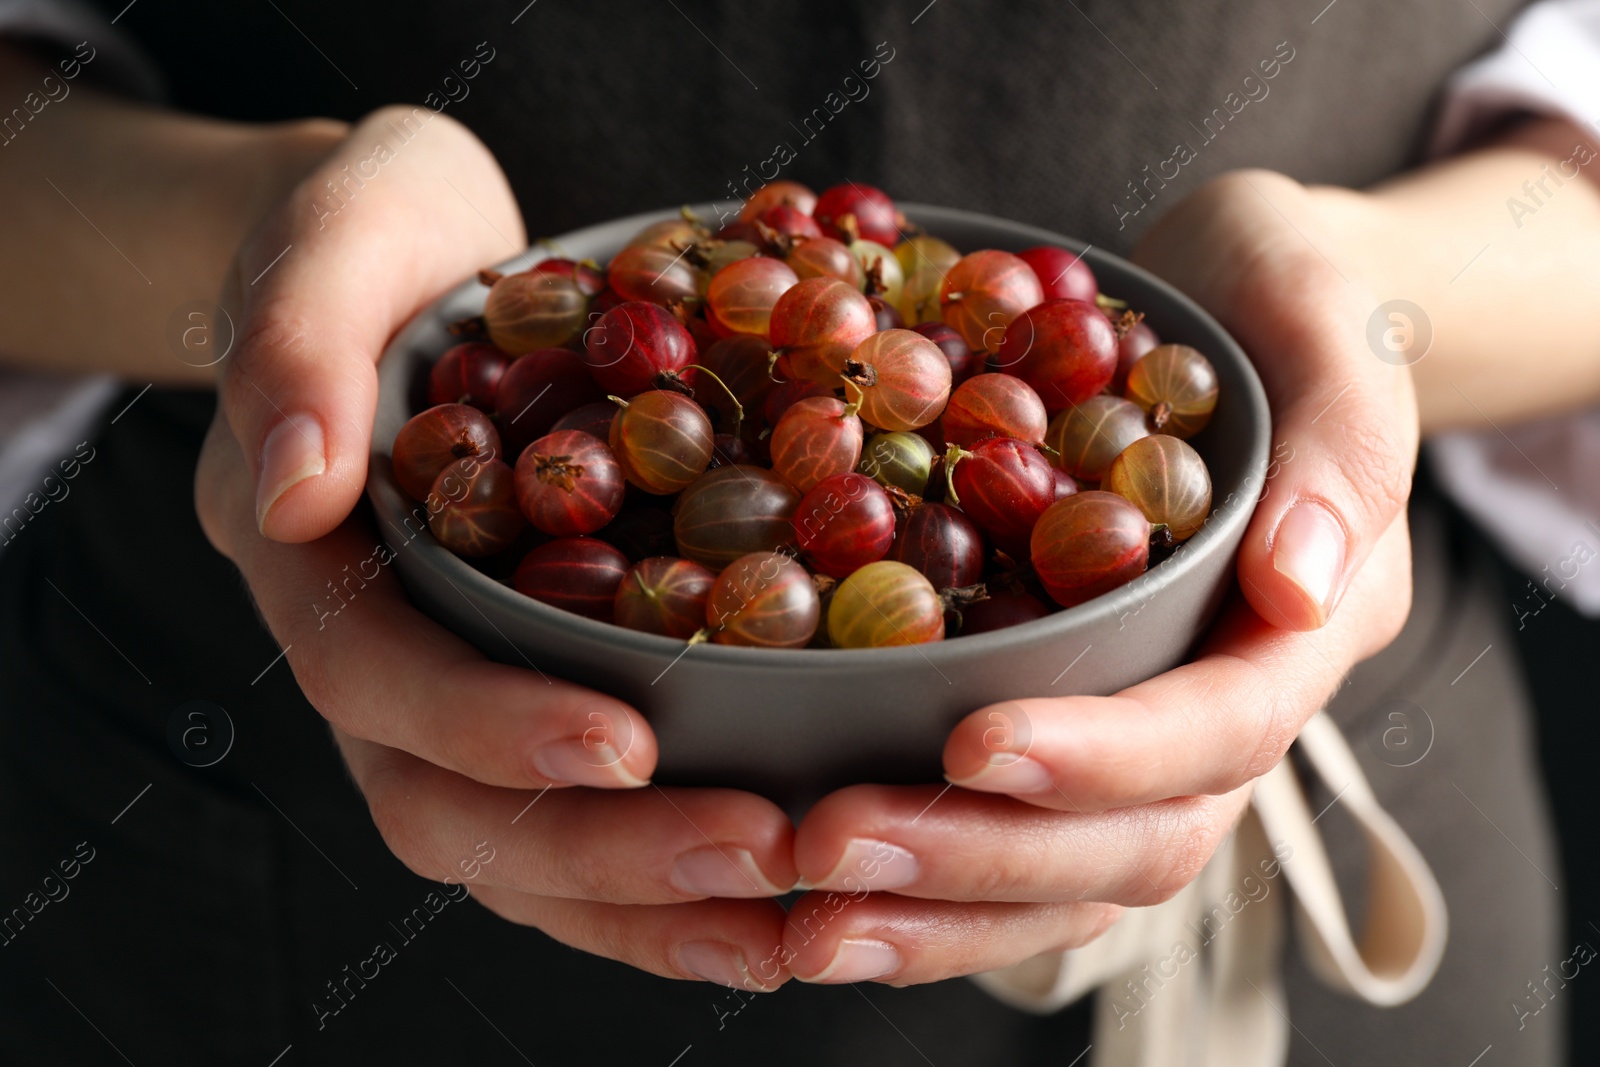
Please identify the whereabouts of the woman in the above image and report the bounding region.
[0,0,1592,1063]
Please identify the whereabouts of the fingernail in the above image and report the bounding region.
[532,738,649,788]
[947,753,1055,795]
[255,413,325,531]
[797,938,901,984]
[816,839,919,891]
[678,940,779,992]
[1272,501,1347,627]
[671,845,791,898]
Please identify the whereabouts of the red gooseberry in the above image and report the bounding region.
[940,373,1048,447]
[841,329,952,433]
[793,472,896,578]
[738,180,818,221]
[673,465,801,569]
[1030,491,1150,608]
[704,551,820,648]
[613,557,716,638]
[427,456,525,557]
[582,301,697,397]
[392,403,502,502]
[1017,246,1098,303]
[768,277,876,386]
[608,391,715,495]
[427,342,508,412]
[513,429,626,537]
[706,257,798,337]
[512,537,631,621]
[946,437,1056,558]
[994,298,1118,412]
[939,250,1044,354]
[496,347,607,457]
[814,182,900,246]
[770,396,865,494]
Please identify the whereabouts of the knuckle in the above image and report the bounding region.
[1128,802,1226,906]
[1329,407,1414,522]
[364,773,444,882]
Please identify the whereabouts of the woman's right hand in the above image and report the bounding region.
[195,106,797,992]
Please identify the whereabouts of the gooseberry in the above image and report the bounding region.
[858,430,935,497]
[482,271,589,354]
[1017,246,1097,303]
[886,501,986,592]
[939,250,1044,353]
[770,396,864,493]
[513,537,630,622]
[1030,491,1150,608]
[946,437,1056,557]
[392,403,502,502]
[427,456,525,557]
[673,465,800,569]
[1104,434,1213,542]
[769,277,876,385]
[739,180,818,221]
[496,347,607,457]
[608,391,714,495]
[514,429,625,536]
[827,561,944,648]
[793,473,896,578]
[814,182,900,246]
[613,556,716,638]
[940,373,1048,447]
[995,299,1117,412]
[428,342,508,412]
[1124,344,1218,438]
[607,242,705,309]
[911,322,977,385]
[704,551,819,648]
[706,257,797,337]
[786,237,865,289]
[1043,395,1151,482]
[841,329,952,432]
[582,301,696,396]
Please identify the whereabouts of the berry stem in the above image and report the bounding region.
[841,377,865,420]
[477,269,504,287]
[680,364,746,440]
[942,443,972,505]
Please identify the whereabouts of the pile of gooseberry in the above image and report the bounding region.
[393,180,1221,650]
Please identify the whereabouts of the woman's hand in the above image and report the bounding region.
[783,171,1418,985]
[195,107,799,992]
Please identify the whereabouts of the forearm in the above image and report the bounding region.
[1313,117,1600,433]
[0,44,343,384]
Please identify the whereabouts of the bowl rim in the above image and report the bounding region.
[369,201,1271,671]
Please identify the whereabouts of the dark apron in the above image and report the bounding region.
[1,1,1561,1063]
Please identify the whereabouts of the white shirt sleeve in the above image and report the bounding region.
[1425,0,1600,615]
[0,0,158,540]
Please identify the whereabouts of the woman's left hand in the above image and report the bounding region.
[783,170,1418,986]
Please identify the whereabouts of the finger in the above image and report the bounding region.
[471,885,793,991]
[794,784,1250,907]
[219,105,524,543]
[779,890,1119,987]
[339,731,797,904]
[199,414,655,790]
[944,516,1412,809]
[1134,170,1419,630]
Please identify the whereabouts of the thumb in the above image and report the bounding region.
[1134,171,1419,631]
[219,105,525,544]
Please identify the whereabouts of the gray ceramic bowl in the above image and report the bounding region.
[368,203,1270,808]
